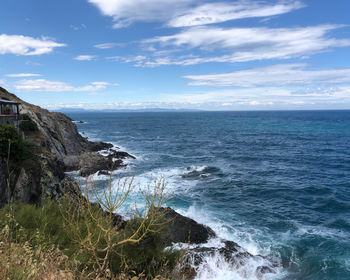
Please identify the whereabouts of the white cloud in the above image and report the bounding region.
[184,63,350,87]
[14,79,118,92]
[94,42,125,49]
[87,0,303,28]
[0,34,65,55]
[168,1,304,27]
[139,25,350,66]
[87,0,191,28]
[107,55,147,64]
[74,55,97,61]
[5,73,42,78]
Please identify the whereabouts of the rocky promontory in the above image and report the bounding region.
[0,86,134,206]
[0,86,280,279]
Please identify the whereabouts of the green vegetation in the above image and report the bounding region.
[19,119,39,132]
[0,124,30,161]
[19,114,39,132]
[0,178,183,279]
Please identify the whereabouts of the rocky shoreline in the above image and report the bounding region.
[0,86,280,279]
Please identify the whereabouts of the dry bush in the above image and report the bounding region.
[60,176,170,279]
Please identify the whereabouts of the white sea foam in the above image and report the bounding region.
[295,222,350,240]
[173,205,287,280]
[86,162,286,279]
[177,206,265,255]
[193,253,282,280]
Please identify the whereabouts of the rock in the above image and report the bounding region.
[78,152,128,177]
[256,266,276,279]
[181,240,279,279]
[78,120,84,124]
[78,152,113,177]
[98,170,111,176]
[159,207,216,246]
[108,150,136,160]
[88,141,113,152]
[63,155,80,171]
[181,170,202,179]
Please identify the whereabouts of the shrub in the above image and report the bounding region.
[0,178,180,279]
[19,118,38,132]
[21,113,31,121]
[0,124,30,161]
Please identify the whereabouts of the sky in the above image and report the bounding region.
[1,0,350,110]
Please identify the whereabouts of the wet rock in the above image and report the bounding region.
[181,170,202,179]
[181,240,279,280]
[256,266,276,279]
[159,207,216,246]
[108,150,136,160]
[88,141,113,152]
[98,170,111,176]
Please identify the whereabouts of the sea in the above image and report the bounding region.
[67,110,350,280]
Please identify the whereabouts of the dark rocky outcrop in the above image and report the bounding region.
[159,207,216,246]
[78,152,125,177]
[153,207,279,279]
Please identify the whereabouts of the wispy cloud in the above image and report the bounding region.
[5,73,42,78]
[137,25,350,66]
[41,85,350,110]
[107,55,147,64]
[14,79,118,92]
[184,63,350,87]
[167,1,304,27]
[94,42,125,49]
[162,86,350,109]
[87,0,304,28]
[74,55,97,61]
[0,34,66,55]
[70,24,87,31]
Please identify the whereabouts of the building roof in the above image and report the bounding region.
[0,99,20,105]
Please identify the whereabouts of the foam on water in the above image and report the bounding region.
[193,253,283,280]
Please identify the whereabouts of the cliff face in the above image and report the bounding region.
[1,87,92,158]
[0,87,113,206]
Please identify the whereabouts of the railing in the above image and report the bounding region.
[0,114,19,126]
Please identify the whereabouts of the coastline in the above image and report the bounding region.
[70,122,282,280]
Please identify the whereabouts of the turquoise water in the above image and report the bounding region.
[69,111,350,280]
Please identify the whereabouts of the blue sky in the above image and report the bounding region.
[1,0,350,110]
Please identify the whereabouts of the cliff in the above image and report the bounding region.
[0,86,130,206]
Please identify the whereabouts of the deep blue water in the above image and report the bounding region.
[68,111,350,280]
